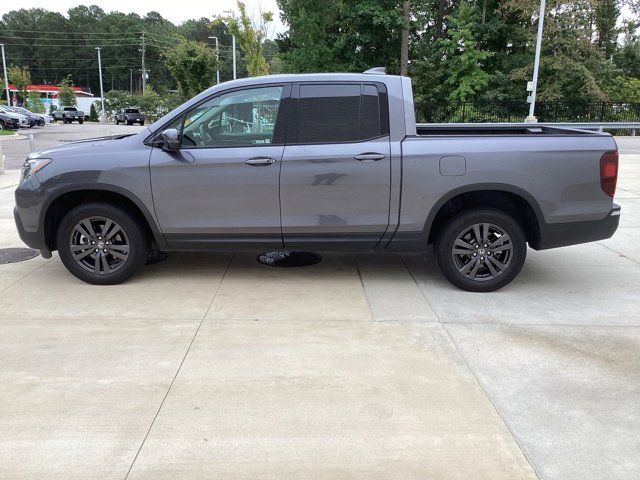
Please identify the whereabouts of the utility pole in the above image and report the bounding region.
[400,1,410,77]
[140,31,147,94]
[129,69,133,94]
[208,36,220,84]
[526,0,546,122]
[95,47,105,123]
[0,44,10,106]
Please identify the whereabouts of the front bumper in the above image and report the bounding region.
[536,204,621,250]
[14,206,50,257]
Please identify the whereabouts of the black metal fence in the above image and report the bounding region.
[416,101,640,124]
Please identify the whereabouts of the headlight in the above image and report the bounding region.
[21,157,52,182]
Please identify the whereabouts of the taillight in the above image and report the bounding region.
[600,150,618,197]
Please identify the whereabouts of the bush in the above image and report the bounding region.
[89,102,99,122]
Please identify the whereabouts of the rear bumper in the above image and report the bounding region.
[536,205,620,250]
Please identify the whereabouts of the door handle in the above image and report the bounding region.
[245,157,277,166]
[354,152,386,161]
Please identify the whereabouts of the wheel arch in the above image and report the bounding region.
[424,183,544,249]
[42,185,167,251]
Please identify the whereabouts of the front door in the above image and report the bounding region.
[280,82,392,250]
[149,84,289,249]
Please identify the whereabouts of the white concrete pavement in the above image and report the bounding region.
[0,139,639,479]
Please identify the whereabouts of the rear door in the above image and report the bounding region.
[280,82,391,249]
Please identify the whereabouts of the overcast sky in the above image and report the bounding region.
[0,0,287,37]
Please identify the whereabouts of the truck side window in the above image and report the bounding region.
[294,83,386,144]
[180,86,284,148]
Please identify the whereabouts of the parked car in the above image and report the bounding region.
[13,71,621,291]
[7,107,40,127]
[115,108,145,125]
[0,106,29,128]
[52,106,84,124]
[11,106,50,126]
[0,111,20,130]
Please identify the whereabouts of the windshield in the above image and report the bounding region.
[64,107,77,111]
[124,108,139,113]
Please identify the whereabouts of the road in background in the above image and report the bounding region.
[0,123,146,170]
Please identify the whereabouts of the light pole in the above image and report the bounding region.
[223,10,237,80]
[0,44,10,106]
[526,0,546,122]
[208,36,220,84]
[95,47,106,123]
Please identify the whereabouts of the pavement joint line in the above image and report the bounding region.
[352,255,375,322]
[440,322,542,480]
[596,241,640,266]
[400,253,542,478]
[0,260,51,295]
[0,184,18,190]
[123,252,235,480]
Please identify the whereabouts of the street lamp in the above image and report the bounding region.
[0,44,10,107]
[95,47,106,123]
[208,36,220,84]
[526,0,546,122]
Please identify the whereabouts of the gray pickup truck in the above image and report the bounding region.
[52,106,84,124]
[14,71,620,291]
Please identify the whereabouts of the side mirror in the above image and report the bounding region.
[160,128,180,151]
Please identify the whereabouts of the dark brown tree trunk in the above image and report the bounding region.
[435,0,446,39]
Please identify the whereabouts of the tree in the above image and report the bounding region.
[8,66,31,106]
[58,76,77,106]
[222,1,272,76]
[26,91,45,113]
[89,102,99,122]
[163,38,219,99]
[437,1,493,102]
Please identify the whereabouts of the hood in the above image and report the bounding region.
[30,134,137,159]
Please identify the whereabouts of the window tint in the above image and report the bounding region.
[125,108,139,113]
[180,86,283,148]
[297,84,360,143]
[294,83,385,144]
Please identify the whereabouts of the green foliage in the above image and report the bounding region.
[163,38,219,99]
[436,1,493,102]
[277,0,404,73]
[102,87,181,122]
[26,91,45,113]
[57,76,77,106]
[7,65,30,105]
[221,1,272,76]
[89,102,99,122]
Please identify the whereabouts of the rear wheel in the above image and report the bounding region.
[57,203,149,285]
[435,209,526,292]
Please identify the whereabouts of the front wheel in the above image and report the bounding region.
[115,118,120,125]
[78,119,84,124]
[435,209,527,292]
[57,203,149,285]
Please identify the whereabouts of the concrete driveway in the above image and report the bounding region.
[0,128,639,479]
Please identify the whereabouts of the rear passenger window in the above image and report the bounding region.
[294,83,386,144]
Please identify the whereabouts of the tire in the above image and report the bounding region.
[0,121,5,131]
[140,121,144,126]
[62,116,68,124]
[79,119,84,124]
[115,118,120,125]
[435,208,527,292]
[127,120,133,126]
[57,202,150,285]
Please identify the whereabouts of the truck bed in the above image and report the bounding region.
[415,124,602,136]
